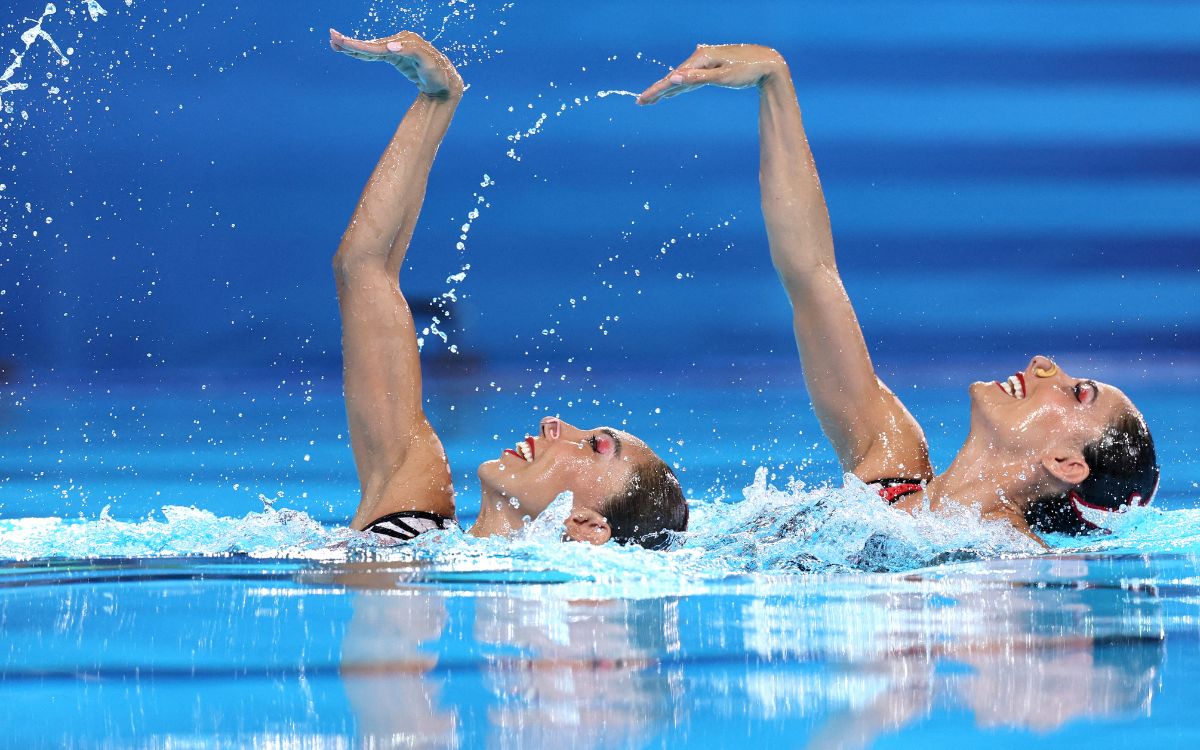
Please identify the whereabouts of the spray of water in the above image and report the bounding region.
[0,471,1051,574]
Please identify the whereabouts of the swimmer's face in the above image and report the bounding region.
[967,355,1136,476]
[477,416,656,540]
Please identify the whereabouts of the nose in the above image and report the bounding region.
[540,416,562,439]
[1029,355,1060,378]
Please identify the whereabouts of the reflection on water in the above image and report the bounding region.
[336,566,685,748]
[744,557,1164,747]
[0,554,1181,746]
[321,555,1168,747]
[474,596,681,750]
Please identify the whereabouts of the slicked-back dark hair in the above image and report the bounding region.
[602,456,689,550]
[1027,409,1159,535]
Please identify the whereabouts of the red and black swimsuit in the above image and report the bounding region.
[873,477,925,504]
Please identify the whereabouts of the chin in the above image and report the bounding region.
[968,380,991,398]
[476,458,509,494]
[966,382,1000,431]
[967,381,988,411]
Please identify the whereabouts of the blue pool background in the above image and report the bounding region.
[2,1,1200,747]
[2,0,1198,523]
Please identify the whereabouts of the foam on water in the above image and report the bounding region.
[685,468,1053,573]
[1062,503,1200,555]
[0,468,1120,582]
[0,504,360,561]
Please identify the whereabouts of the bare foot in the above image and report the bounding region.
[329,29,464,98]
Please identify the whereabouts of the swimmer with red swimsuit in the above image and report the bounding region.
[638,45,1158,542]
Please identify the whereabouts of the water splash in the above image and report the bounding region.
[478,73,744,420]
[416,173,492,352]
[353,0,514,69]
[0,3,69,110]
[685,469,1044,573]
[504,89,638,161]
[419,85,646,355]
[416,56,707,359]
[0,471,1054,578]
[83,0,107,23]
[630,50,674,70]
[1056,503,1200,555]
[653,213,740,259]
[0,505,359,560]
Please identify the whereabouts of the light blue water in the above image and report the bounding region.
[0,552,1196,747]
[2,362,1200,746]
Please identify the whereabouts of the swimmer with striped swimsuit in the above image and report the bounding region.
[328,29,688,548]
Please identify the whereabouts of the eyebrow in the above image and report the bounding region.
[600,427,623,457]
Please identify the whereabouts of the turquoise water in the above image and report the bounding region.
[0,553,1195,747]
[2,363,1200,746]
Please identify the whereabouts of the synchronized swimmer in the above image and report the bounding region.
[329,30,1158,550]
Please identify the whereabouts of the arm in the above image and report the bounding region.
[329,30,463,528]
[638,46,932,481]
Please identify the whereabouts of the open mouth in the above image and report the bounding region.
[995,372,1027,399]
[502,436,536,463]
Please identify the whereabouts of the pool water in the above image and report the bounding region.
[4,0,1200,746]
[2,362,1200,747]
[0,552,1195,747]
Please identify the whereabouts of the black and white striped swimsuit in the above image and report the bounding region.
[365,510,458,541]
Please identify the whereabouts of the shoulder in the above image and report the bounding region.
[351,425,455,528]
[851,405,934,484]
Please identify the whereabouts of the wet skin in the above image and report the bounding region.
[332,30,1148,547]
[968,354,1133,479]
[636,44,1149,540]
[329,29,665,543]
[472,416,659,544]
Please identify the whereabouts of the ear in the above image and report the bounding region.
[585,520,612,546]
[1041,449,1091,486]
[564,511,612,545]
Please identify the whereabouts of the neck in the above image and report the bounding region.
[468,487,543,538]
[922,435,1037,531]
